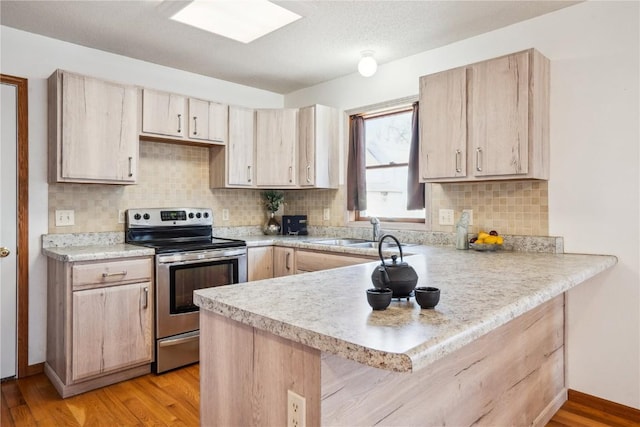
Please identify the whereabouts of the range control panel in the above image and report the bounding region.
[127,208,213,227]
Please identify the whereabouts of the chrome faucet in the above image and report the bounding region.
[370,217,381,241]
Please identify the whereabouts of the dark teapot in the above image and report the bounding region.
[371,234,418,298]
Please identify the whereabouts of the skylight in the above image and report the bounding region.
[170,0,302,44]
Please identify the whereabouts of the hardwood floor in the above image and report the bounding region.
[547,390,640,427]
[1,364,199,426]
[3,366,639,426]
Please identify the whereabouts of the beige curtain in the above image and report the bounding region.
[347,115,367,211]
[407,102,425,210]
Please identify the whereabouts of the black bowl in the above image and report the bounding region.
[366,288,393,310]
[415,287,440,309]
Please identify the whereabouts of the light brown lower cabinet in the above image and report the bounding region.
[45,256,154,398]
[71,282,152,382]
[247,246,274,281]
[273,247,296,277]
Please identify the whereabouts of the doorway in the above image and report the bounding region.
[0,74,29,378]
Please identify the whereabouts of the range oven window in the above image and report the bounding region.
[169,260,239,314]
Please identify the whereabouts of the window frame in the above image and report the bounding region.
[354,105,425,224]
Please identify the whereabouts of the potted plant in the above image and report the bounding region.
[262,190,284,235]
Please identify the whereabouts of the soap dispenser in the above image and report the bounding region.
[455,211,470,250]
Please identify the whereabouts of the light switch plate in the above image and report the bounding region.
[438,209,454,226]
[222,209,229,221]
[55,210,75,226]
[323,208,330,221]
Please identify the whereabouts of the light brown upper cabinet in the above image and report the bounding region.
[255,108,298,187]
[141,88,186,138]
[211,105,340,189]
[188,98,228,143]
[48,70,138,184]
[419,49,549,182]
[210,106,255,188]
[141,89,228,145]
[298,105,339,189]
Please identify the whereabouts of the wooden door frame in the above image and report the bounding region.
[1,74,33,378]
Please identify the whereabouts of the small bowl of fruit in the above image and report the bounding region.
[469,230,504,251]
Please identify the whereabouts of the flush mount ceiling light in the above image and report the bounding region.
[170,0,302,44]
[358,51,378,77]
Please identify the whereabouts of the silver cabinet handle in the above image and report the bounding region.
[142,287,148,309]
[455,150,462,173]
[289,166,293,183]
[422,153,429,180]
[247,165,252,183]
[475,147,483,172]
[128,156,133,177]
[102,270,127,278]
[177,114,182,133]
[285,252,291,270]
[193,116,198,135]
[306,165,311,183]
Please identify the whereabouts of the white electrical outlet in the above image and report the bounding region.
[55,210,75,227]
[287,390,306,427]
[323,208,330,221]
[118,210,126,224]
[438,209,454,226]
[462,209,473,226]
[222,209,229,221]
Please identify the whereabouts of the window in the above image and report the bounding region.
[358,108,425,222]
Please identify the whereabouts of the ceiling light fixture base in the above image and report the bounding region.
[358,50,377,77]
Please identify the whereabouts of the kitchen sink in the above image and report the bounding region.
[348,241,415,249]
[306,238,415,249]
[307,238,372,246]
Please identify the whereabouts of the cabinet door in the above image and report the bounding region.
[227,106,255,186]
[469,51,529,176]
[273,247,295,277]
[72,282,152,382]
[208,102,228,143]
[247,247,274,281]
[142,89,186,138]
[419,67,467,180]
[298,106,315,186]
[188,98,210,140]
[60,72,138,182]
[256,109,298,186]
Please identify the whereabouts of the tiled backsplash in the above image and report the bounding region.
[283,188,344,226]
[49,142,266,233]
[430,181,548,235]
[49,142,548,236]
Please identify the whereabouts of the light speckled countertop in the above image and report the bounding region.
[195,247,616,373]
[43,244,155,262]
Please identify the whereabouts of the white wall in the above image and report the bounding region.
[285,1,640,408]
[0,26,284,366]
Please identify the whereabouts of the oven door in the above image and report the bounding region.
[156,248,247,339]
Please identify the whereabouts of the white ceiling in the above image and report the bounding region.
[0,1,578,94]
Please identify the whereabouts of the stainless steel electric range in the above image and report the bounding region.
[125,207,247,373]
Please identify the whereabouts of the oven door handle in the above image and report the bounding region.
[158,333,199,348]
[157,250,247,265]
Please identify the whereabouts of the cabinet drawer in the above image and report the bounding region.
[72,258,152,289]
[296,250,375,273]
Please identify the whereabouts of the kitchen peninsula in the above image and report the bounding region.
[194,245,616,426]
